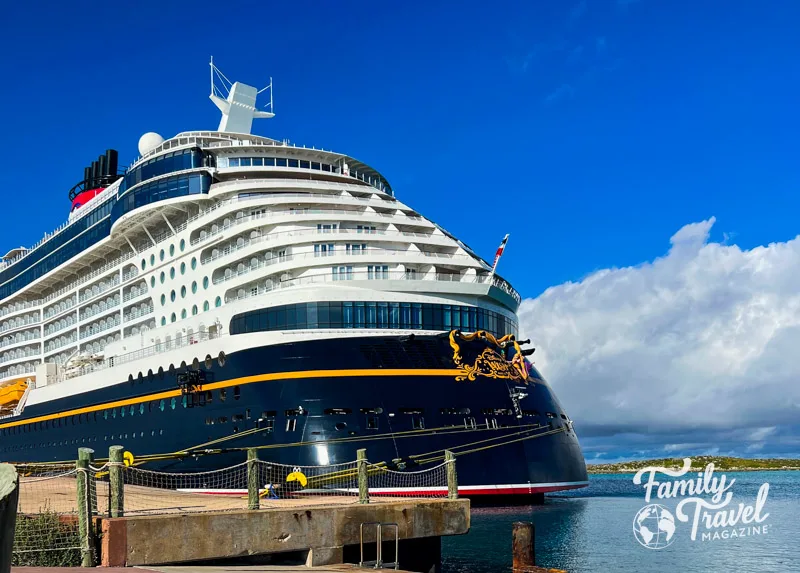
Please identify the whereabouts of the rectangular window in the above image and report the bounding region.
[356,225,377,234]
[286,419,297,432]
[332,266,353,281]
[299,160,310,169]
[264,157,276,166]
[229,158,240,167]
[314,243,335,257]
[240,157,252,167]
[276,158,287,167]
[311,162,321,170]
[288,159,299,168]
[252,157,263,166]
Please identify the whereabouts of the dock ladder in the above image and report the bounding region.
[359,521,399,570]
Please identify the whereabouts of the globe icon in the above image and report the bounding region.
[633,504,676,549]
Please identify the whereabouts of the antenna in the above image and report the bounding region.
[209,56,274,134]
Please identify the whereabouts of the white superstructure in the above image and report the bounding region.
[0,64,520,416]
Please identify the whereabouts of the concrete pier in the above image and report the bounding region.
[101,498,469,570]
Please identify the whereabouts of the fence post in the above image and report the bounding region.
[78,447,97,515]
[445,450,458,499]
[76,451,96,567]
[247,448,260,510]
[109,445,125,518]
[0,464,19,573]
[357,448,369,504]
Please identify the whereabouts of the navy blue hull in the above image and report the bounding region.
[0,334,588,495]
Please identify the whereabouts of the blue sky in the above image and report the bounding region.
[1,1,799,460]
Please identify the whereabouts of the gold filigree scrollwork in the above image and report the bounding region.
[448,330,526,382]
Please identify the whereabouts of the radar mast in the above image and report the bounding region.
[209,57,274,135]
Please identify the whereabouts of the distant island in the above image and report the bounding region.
[587,456,800,474]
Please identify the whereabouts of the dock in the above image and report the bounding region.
[8,447,469,572]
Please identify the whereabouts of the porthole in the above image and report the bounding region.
[159,249,165,261]
[170,312,176,323]
[160,271,165,284]
[335,422,347,431]
[215,296,222,308]
[161,317,166,326]
[160,294,166,306]
[181,286,186,298]
[170,290,176,302]
[191,281,197,294]
[191,257,197,270]
[205,354,213,369]
[141,259,146,271]
[218,351,226,367]
[169,244,175,257]
[150,277,155,288]
[192,304,198,316]
[170,398,176,410]
[181,309,187,319]
[180,262,186,275]
[151,254,156,266]
[180,239,186,251]
[203,301,210,312]
[170,267,176,279]
[203,277,209,289]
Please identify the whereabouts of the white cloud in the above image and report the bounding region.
[518,218,800,456]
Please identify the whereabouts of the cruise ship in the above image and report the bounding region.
[0,63,587,496]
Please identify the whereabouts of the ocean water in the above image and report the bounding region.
[442,471,800,573]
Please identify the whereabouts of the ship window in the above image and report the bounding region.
[285,408,303,417]
[192,304,198,316]
[288,159,299,168]
[233,386,241,400]
[335,422,347,430]
[286,419,297,432]
[220,389,226,402]
[170,312,176,323]
[203,301,210,311]
[324,408,352,415]
[218,416,228,423]
[169,244,175,257]
[161,316,166,326]
[262,410,276,418]
[160,271,165,284]
[366,416,378,429]
[159,249,165,261]
[141,259,146,270]
[181,286,186,298]
[180,262,186,275]
[399,408,424,415]
[170,290,176,302]
[203,277,209,289]
[215,296,222,308]
[180,239,186,252]
[412,416,425,430]
[311,162,321,170]
[150,254,156,266]
[181,309,187,319]
[170,398,177,410]
[160,294,166,306]
[360,407,384,414]
[150,277,155,288]
[191,257,197,270]
[191,281,197,293]
[170,267,176,279]
[233,413,244,422]
[229,158,240,167]
[299,160,310,169]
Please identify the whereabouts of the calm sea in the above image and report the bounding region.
[442,471,800,573]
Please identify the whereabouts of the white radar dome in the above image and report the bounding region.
[138,132,165,156]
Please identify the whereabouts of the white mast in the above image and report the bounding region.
[209,57,274,134]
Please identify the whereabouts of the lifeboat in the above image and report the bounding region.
[0,377,30,412]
